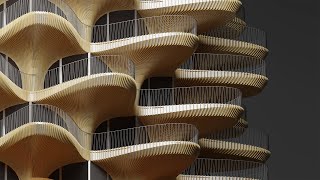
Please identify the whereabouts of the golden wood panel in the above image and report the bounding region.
[0,123,88,180]
[199,139,271,162]
[197,35,269,59]
[138,104,244,137]
[36,74,137,133]
[0,12,198,89]
[138,0,242,33]
[175,70,268,97]
[92,32,198,87]
[92,142,200,180]
[55,0,134,25]
[0,73,137,133]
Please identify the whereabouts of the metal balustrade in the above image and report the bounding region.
[44,55,135,88]
[202,20,267,48]
[0,0,90,39]
[91,15,197,44]
[205,128,269,150]
[180,158,268,180]
[179,53,266,77]
[0,104,199,155]
[139,86,242,107]
[0,54,36,90]
[0,54,135,91]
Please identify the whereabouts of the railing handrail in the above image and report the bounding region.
[138,86,242,107]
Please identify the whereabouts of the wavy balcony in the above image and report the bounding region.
[137,86,244,137]
[0,105,90,180]
[199,128,270,162]
[92,123,200,180]
[91,15,198,86]
[0,55,137,132]
[138,0,242,33]
[41,0,242,33]
[178,158,268,179]
[175,53,268,97]
[197,20,268,59]
[0,104,200,180]
[0,0,198,87]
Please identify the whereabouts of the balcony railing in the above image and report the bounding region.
[180,158,268,179]
[139,86,242,107]
[0,104,199,155]
[179,53,266,77]
[44,55,135,88]
[0,54,135,91]
[0,0,197,45]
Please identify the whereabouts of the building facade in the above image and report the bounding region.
[0,0,270,179]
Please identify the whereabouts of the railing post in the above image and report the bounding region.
[2,110,5,136]
[3,0,6,27]
[4,55,8,77]
[59,167,62,180]
[4,163,7,180]
[29,0,33,12]
[87,53,91,75]
[107,120,110,149]
[59,59,62,84]
[134,10,138,37]
[88,161,91,180]
[107,13,110,41]
[29,102,32,123]
[3,1,8,77]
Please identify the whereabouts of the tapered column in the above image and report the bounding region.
[88,53,91,75]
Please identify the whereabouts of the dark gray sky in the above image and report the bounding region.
[243,0,320,179]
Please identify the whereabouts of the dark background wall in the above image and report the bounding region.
[243,0,320,179]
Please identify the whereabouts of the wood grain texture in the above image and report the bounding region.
[175,70,268,97]
[0,123,88,180]
[199,139,271,162]
[138,104,244,137]
[0,72,137,133]
[138,0,242,33]
[197,35,269,59]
